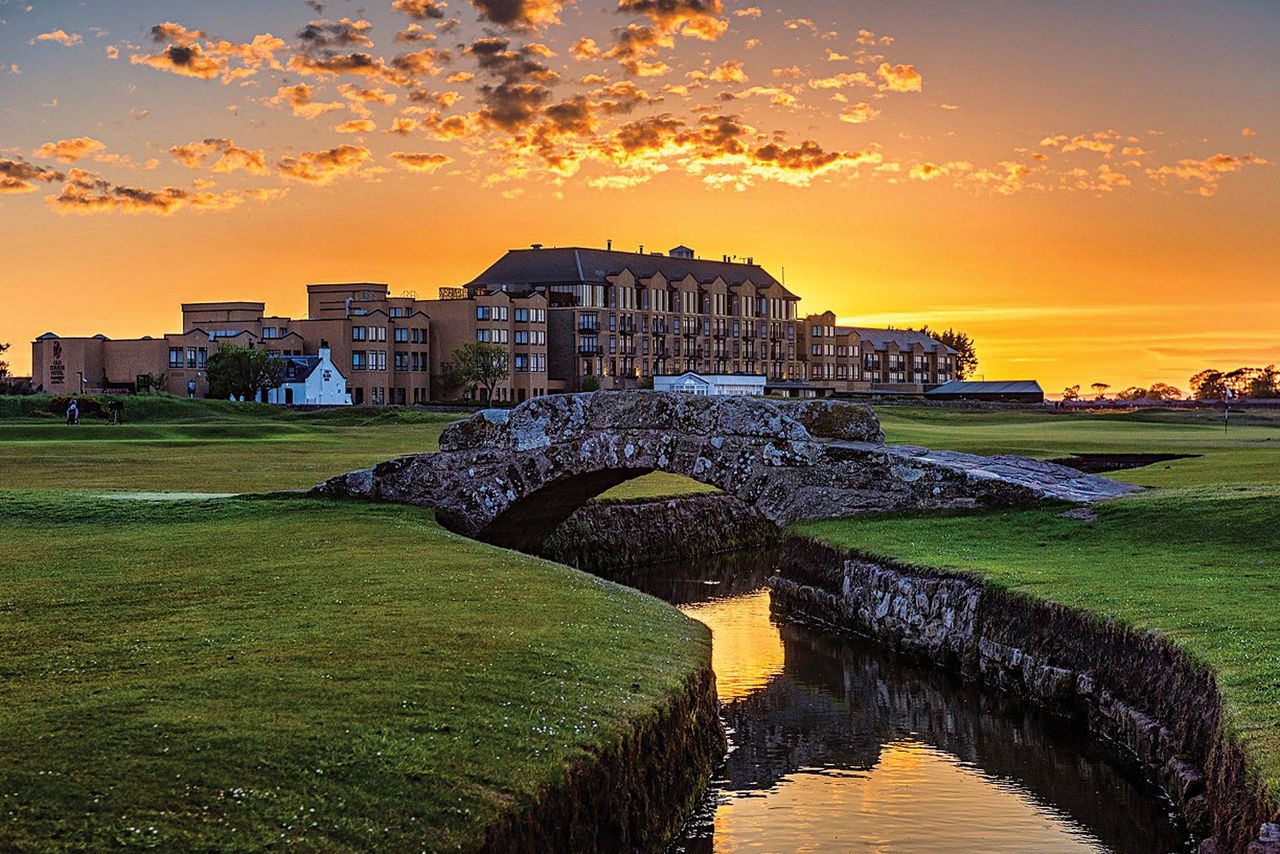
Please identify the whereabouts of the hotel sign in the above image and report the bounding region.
[49,341,65,387]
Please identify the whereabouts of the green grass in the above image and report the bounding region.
[0,492,707,851]
[876,405,1280,488]
[796,404,1280,797]
[0,420,456,493]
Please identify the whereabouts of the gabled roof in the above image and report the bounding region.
[926,380,1043,396]
[467,247,797,299]
[841,326,958,354]
[281,355,322,382]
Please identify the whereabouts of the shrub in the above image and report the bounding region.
[47,396,104,418]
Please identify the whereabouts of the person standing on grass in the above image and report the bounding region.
[66,398,78,425]
[108,398,124,425]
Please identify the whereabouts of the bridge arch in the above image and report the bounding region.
[315,392,1134,549]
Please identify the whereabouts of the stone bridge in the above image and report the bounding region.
[315,392,1135,551]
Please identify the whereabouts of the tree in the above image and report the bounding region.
[139,372,168,394]
[0,341,9,378]
[205,346,284,402]
[1147,382,1183,401]
[1244,365,1279,399]
[580,375,601,392]
[447,341,509,402]
[1189,369,1226,400]
[1115,386,1147,401]
[915,326,977,380]
[1090,382,1111,400]
[1061,385,1081,401]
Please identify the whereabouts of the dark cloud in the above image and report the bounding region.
[297,18,374,51]
[466,37,559,130]
[470,0,569,29]
[0,157,65,194]
[393,0,448,19]
[44,168,279,214]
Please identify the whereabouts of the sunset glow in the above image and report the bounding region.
[2,0,1275,390]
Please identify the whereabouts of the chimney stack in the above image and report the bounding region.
[606,238,612,250]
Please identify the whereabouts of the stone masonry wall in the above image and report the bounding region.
[769,536,1279,854]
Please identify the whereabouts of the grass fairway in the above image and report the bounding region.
[0,399,460,493]
[876,405,1280,488]
[0,492,707,851]
[797,404,1280,797]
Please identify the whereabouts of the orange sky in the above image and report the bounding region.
[1,0,1276,393]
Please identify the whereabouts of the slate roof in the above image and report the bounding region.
[839,326,959,355]
[467,247,797,298]
[281,355,322,382]
[926,380,1043,396]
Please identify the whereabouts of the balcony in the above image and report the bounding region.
[578,345,600,356]
[578,322,599,334]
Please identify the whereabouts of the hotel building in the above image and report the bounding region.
[31,243,957,403]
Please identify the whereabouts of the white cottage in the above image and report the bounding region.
[266,347,352,406]
[653,372,767,397]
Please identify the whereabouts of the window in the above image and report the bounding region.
[352,326,367,342]
[186,347,197,369]
[514,354,529,372]
[168,348,182,368]
[352,351,367,371]
[394,352,409,372]
[374,326,386,342]
[263,327,279,339]
[411,328,426,344]
[197,347,207,368]
[476,329,491,343]
[514,330,529,345]
[476,306,491,321]
[394,327,409,343]
[515,308,528,322]
[389,307,406,318]
[371,350,387,372]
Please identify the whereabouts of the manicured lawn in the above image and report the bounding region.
[0,492,708,851]
[797,404,1280,797]
[0,420,454,493]
[876,405,1280,488]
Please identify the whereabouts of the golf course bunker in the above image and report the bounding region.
[1050,453,1200,474]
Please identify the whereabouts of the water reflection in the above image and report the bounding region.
[603,551,1189,854]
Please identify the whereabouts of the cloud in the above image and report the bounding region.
[297,17,374,51]
[393,0,448,19]
[0,157,65,194]
[466,37,559,131]
[395,23,438,43]
[32,29,83,47]
[470,0,572,29]
[1241,128,1256,137]
[807,71,873,90]
[277,144,373,184]
[45,168,282,215]
[908,161,972,181]
[876,62,921,92]
[389,151,455,172]
[838,101,878,124]
[35,137,107,163]
[1145,152,1267,196]
[618,0,728,41]
[709,60,746,83]
[268,82,345,118]
[130,22,285,84]
[335,118,377,133]
[169,138,269,174]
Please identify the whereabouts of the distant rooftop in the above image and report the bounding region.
[468,245,797,298]
[926,380,1043,396]
[839,326,958,354]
